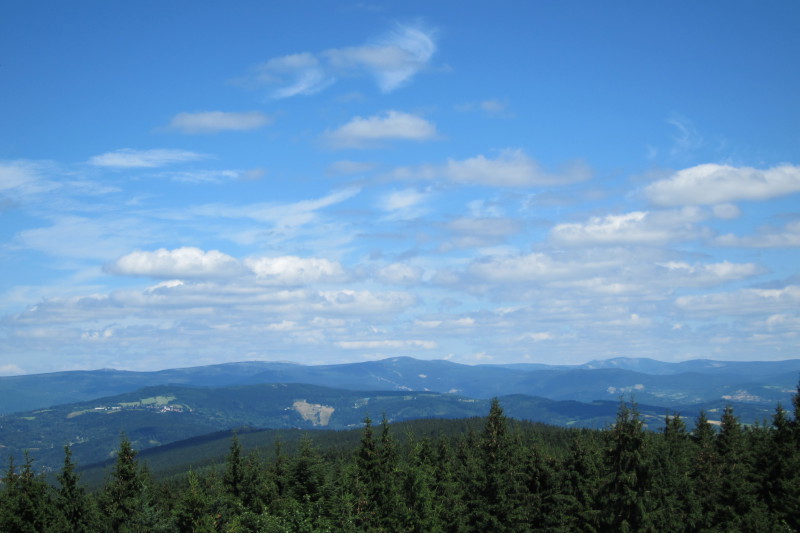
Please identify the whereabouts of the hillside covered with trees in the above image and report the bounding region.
[2,387,799,532]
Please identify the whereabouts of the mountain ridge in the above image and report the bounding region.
[2,356,799,415]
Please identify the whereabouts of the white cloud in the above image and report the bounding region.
[391,149,592,187]
[657,261,763,286]
[16,215,155,260]
[108,247,243,279]
[378,188,431,219]
[0,364,25,376]
[249,24,435,98]
[245,256,347,285]
[253,52,333,98]
[551,207,707,245]
[444,217,521,249]
[0,160,59,197]
[337,339,437,350]
[375,263,423,285]
[456,99,512,117]
[717,220,800,248]
[167,111,271,134]
[645,163,800,206]
[446,149,591,187]
[676,285,800,316]
[666,115,703,157]
[326,160,376,175]
[323,110,437,148]
[194,188,359,227]
[712,203,741,219]
[323,23,436,92]
[468,252,573,283]
[89,148,207,168]
[314,289,416,315]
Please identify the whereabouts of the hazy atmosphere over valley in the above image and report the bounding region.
[1,1,799,375]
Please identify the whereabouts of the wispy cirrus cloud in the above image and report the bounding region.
[88,148,208,168]
[166,111,271,134]
[245,23,436,98]
[0,160,60,199]
[322,110,437,148]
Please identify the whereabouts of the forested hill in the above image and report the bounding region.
[1,382,711,473]
[2,394,799,532]
[3,356,800,414]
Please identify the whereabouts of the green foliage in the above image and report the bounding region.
[3,388,800,532]
[0,453,54,533]
[600,401,653,533]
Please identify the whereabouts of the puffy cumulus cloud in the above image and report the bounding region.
[88,148,207,168]
[551,207,708,245]
[245,256,347,285]
[108,247,243,279]
[167,111,271,134]
[716,220,800,248]
[645,163,800,206]
[248,24,435,98]
[336,339,437,350]
[323,111,437,148]
[375,263,423,285]
[390,149,592,187]
[675,285,800,316]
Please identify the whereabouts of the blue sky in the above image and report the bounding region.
[1,1,799,374]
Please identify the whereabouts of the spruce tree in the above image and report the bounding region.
[757,398,800,529]
[713,405,759,529]
[354,415,380,531]
[600,400,653,533]
[0,452,53,533]
[170,470,217,533]
[289,434,325,503]
[468,398,525,532]
[52,446,97,533]
[649,413,699,532]
[99,435,165,532]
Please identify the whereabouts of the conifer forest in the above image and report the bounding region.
[2,387,799,532]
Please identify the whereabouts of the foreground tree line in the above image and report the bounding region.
[1,387,799,532]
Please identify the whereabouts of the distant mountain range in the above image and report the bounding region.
[1,356,798,472]
[2,356,799,415]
